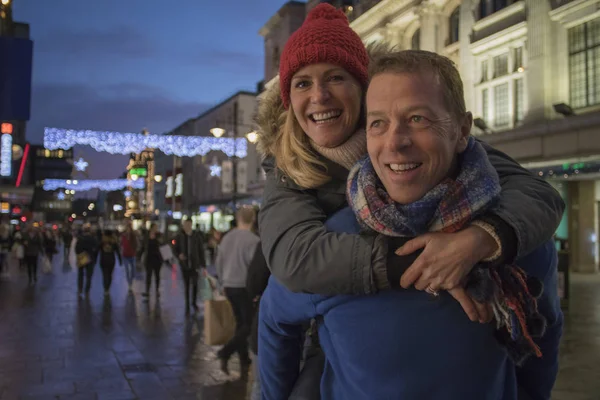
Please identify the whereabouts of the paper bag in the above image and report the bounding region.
[204,298,235,346]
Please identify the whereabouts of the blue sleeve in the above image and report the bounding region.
[258,277,318,400]
[515,241,564,400]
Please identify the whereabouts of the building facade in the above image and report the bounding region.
[155,91,261,233]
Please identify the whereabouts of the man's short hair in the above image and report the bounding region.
[236,206,256,225]
[368,50,466,121]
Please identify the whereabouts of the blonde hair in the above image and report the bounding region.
[273,110,331,189]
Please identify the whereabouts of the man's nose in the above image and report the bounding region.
[310,83,331,104]
[385,121,412,151]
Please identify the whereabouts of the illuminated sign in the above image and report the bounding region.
[1,123,13,134]
[165,175,173,198]
[0,202,9,214]
[0,133,12,176]
[130,167,147,177]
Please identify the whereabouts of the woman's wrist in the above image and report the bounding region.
[472,214,519,267]
[469,221,502,262]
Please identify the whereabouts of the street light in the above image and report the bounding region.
[154,175,163,183]
[246,131,259,144]
[131,174,138,181]
[210,127,226,138]
[1,0,11,6]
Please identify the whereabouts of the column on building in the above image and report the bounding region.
[459,0,477,112]
[524,0,553,122]
[418,3,443,53]
[568,181,599,273]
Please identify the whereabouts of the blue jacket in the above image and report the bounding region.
[258,207,562,400]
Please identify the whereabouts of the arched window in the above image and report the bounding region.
[411,28,420,50]
[449,7,460,44]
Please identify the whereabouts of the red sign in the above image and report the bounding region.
[1,123,13,134]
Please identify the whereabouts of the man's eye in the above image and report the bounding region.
[369,120,382,128]
[409,115,430,126]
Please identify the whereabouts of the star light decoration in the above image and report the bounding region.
[43,179,145,192]
[209,163,222,177]
[74,157,89,172]
[57,192,66,200]
[44,128,248,158]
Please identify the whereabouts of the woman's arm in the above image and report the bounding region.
[478,139,565,260]
[259,170,389,295]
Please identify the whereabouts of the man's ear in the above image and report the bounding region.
[456,112,472,153]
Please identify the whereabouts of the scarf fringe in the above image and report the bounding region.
[467,265,546,366]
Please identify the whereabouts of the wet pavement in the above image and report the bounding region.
[1,249,599,399]
[0,251,248,400]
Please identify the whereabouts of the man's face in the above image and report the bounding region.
[365,71,470,204]
[183,220,192,231]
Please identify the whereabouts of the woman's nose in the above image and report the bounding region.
[310,84,331,104]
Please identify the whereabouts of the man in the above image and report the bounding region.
[75,223,99,297]
[215,206,260,374]
[259,50,563,400]
[174,219,206,315]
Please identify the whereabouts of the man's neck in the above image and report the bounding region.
[184,228,192,235]
[236,224,252,231]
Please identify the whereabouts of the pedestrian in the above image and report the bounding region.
[174,219,207,315]
[75,223,99,297]
[120,221,138,292]
[23,227,45,285]
[11,232,24,271]
[44,230,57,264]
[99,230,122,296]
[0,224,11,277]
[142,223,163,300]
[62,227,73,259]
[215,206,260,375]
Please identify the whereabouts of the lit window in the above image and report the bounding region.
[514,47,523,72]
[514,78,524,123]
[449,7,460,45]
[482,88,489,123]
[58,150,64,158]
[569,18,600,108]
[44,149,50,158]
[481,59,489,83]
[412,29,420,50]
[493,53,509,78]
[494,83,509,127]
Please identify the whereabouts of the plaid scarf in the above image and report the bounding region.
[347,137,546,365]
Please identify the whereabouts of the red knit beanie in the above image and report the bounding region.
[279,3,369,109]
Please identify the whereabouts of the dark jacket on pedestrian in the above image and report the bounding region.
[144,234,163,268]
[23,231,44,257]
[246,242,270,355]
[75,232,99,266]
[99,233,122,267]
[255,81,566,296]
[174,230,206,271]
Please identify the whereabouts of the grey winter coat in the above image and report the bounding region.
[256,81,565,295]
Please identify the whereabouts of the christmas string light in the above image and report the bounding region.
[43,178,145,192]
[44,127,248,158]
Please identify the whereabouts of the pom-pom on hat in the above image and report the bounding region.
[279,3,369,109]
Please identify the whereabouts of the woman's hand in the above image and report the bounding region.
[447,287,493,323]
[397,225,498,291]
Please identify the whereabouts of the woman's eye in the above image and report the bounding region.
[294,80,310,89]
[329,75,344,82]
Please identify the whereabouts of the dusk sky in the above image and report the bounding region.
[12,0,290,182]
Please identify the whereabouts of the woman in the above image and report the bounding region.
[256,4,564,309]
[76,224,99,296]
[44,230,57,264]
[142,223,163,300]
[99,230,122,296]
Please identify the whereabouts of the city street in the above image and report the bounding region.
[1,250,599,399]
[0,251,248,400]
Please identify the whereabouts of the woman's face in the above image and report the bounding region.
[290,63,362,148]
